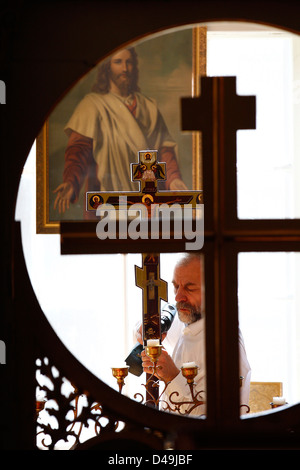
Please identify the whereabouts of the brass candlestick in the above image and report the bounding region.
[36,399,46,418]
[180,365,204,406]
[270,398,287,409]
[145,344,162,369]
[136,344,166,409]
[181,365,199,384]
[167,365,205,416]
[112,366,129,393]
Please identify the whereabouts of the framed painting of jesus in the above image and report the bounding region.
[36,26,206,233]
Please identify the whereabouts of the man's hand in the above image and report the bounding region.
[141,348,180,383]
[136,323,143,345]
[53,182,75,213]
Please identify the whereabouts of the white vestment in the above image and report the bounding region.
[65,92,176,191]
[162,315,251,417]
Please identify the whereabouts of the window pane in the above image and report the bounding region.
[238,252,300,409]
[16,150,205,416]
[207,29,300,219]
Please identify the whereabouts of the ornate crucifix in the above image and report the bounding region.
[86,149,202,405]
[86,149,202,347]
[86,149,202,216]
[86,150,202,337]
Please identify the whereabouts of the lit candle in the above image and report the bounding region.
[112,364,128,369]
[147,339,160,346]
[272,397,286,405]
[182,361,197,368]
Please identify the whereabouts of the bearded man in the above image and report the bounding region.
[140,253,251,416]
[53,47,186,215]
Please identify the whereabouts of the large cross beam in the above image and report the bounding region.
[182,75,255,134]
[181,76,256,423]
[182,76,255,228]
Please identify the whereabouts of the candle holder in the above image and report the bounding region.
[111,356,252,417]
[36,398,46,418]
[181,365,199,384]
[137,344,168,408]
[270,398,287,409]
[166,365,205,416]
[145,344,162,368]
[112,366,129,393]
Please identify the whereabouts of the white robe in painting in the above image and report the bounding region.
[64,91,177,191]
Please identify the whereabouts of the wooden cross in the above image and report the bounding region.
[181,75,256,420]
[181,76,256,135]
[81,76,256,413]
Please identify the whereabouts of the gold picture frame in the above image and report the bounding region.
[36,26,207,234]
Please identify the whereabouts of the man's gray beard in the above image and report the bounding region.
[176,301,202,325]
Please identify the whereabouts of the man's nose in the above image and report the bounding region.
[175,287,187,303]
